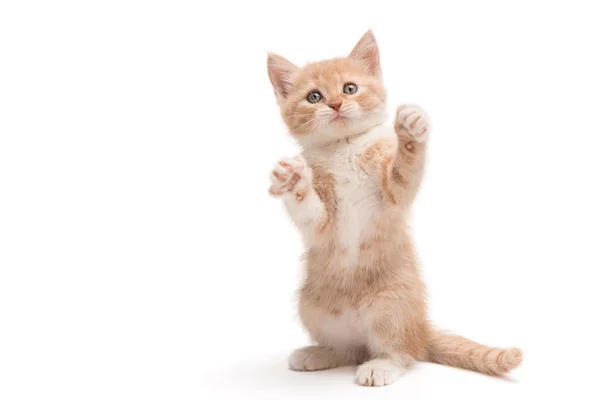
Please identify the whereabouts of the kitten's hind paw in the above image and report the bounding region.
[288,346,338,371]
[355,358,405,387]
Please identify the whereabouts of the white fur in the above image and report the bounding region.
[315,309,369,348]
[269,157,327,245]
[302,124,396,266]
[355,358,404,386]
[288,346,336,371]
[294,106,387,148]
[396,105,430,142]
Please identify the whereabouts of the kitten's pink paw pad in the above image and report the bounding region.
[395,105,430,143]
[269,156,311,197]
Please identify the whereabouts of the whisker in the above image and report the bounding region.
[295,116,318,130]
[282,113,314,121]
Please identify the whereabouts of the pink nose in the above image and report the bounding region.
[328,102,342,111]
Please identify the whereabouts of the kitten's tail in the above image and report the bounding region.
[425,328,523,375]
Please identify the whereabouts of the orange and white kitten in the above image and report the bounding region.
[267,31,522,387]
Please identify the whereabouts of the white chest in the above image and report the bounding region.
[304,126,395,264]
[333,159,380,261]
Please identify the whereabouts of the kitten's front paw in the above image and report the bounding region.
[268,156,311,198]
[395,105,430,143]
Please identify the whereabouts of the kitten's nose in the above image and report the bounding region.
[328,102,342,111]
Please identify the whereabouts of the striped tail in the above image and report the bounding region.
[426,328,523,375]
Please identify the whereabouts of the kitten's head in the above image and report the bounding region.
[267,31,387,147]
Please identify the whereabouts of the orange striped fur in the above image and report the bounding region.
[267,30,522,386]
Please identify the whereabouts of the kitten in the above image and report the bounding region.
[267,30,522,387]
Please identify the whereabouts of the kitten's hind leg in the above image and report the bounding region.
[357,286,427,386]
[288,346,367,371]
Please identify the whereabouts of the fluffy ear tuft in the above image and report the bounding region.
[267,53,299,100]
[349,30,381,75]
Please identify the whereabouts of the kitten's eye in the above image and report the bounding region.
[343,83,358,95]
[307,91,323,104]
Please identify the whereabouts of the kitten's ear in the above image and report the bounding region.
[267,53,299,100]
[349,30,381,76]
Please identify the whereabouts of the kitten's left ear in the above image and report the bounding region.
[349,30,381,76]
[267,53,299,100]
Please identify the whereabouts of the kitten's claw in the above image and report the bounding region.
[269,156,311,197]
[395,105,430,142]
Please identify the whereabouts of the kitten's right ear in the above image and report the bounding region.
[349,30,381,76]
[267,53,299,100]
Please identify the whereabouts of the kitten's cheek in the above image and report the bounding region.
[345,103,361,118]
[343,110,358,121]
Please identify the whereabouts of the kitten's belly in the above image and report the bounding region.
[312,309,369,348]
[334,173,382,265]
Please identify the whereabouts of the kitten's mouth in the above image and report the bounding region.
[331,113,347,122]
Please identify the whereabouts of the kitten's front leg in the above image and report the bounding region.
[269,156,328,243]
[387,105,431,206]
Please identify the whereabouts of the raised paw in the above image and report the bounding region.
[355,358,405,387]
[288,346,337,371]
[269,156,311,198]
[395,105,430,143]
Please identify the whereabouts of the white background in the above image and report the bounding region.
[1,1,599,399]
